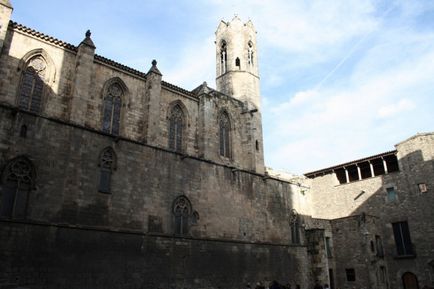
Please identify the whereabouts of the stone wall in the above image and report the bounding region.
[0,105,300,242]
[308,133,434,289]
[0,220,310,289]
[0,22,263,174]
[331,215,388,289]
[0,104,313,288]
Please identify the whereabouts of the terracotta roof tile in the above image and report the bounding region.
[162,81,197,98]
[94,54,147,78]
[10,21,77,51]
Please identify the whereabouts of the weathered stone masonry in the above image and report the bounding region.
[1,1,433,289]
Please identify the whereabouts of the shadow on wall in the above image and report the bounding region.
[350,149,434,289]
[0,27,74,220]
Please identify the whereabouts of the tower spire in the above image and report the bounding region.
[215,16,260,109]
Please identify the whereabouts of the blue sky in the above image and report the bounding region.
[10,0,434,174]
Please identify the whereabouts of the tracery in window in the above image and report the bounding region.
[220,41,227,74]
[18,56,46,113]
[219,111,231,158]
[98,147,116,194]
[173,195,192,235]
[168,104,184,152]
[102,83,123,136]
[0,156,35,219]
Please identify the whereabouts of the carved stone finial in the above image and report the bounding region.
[79,29,95,49]
[147,59,162,76]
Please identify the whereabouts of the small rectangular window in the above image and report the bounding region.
[386,187,397,202]
[375,235,384,258]
[418,183,427,193]
[325,237,332,258]
[345,268,356,282]
[392,221,414,256]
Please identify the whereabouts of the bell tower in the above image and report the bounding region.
[215,16,264,174]
[0,0,13,53]
[215,16,260,109]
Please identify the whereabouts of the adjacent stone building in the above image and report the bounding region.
[0,1,433,289]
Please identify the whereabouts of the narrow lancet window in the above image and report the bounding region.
[219,111,231,158]
[290,209,301,244]
[173,195,192,235]
[98,147,116,194]
[102,83,123,136]
[168,104,184,152]
[18,56,46,113]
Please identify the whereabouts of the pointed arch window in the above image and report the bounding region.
[220,41,227,74]
[98,147,116,194]
[248,41,254,66]
[219,111,231,158]
[168,104,184,152]
[102,83,123,136]
[173,195,192,235]
[0,156,35,219]
[18,56,46,113]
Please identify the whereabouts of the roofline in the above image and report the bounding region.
[9,21,198,99]
[304,150,397,177]
[394,132,434,147]
[10,21,77,52]
[162,81,197,98]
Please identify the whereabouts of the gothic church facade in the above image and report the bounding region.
[0,1,433,289]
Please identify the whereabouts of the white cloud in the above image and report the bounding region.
[378,99,415,118]
[264,24,434,173]
[163,36,215,90]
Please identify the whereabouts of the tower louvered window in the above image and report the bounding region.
[248,41,254,66]
[102,83,123,136]
[0,156,35,219]
[220,41,227,74]
[219,112,231,158]
[98,147,116,194]
[168,105,184,152]
[18,56,46,113]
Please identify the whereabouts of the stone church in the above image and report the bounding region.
[0,1,433,289]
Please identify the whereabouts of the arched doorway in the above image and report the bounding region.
[402,272,419,289]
